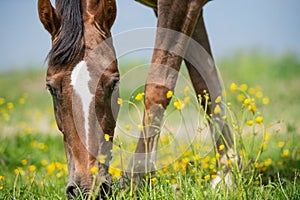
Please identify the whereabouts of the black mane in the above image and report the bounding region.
[48,0,84,66]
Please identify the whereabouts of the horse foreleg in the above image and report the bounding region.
[184,11,239,188]
[126,0,204,184]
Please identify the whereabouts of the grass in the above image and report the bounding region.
[0,52,300,199]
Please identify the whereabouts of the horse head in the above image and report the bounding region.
[38,0,118,198]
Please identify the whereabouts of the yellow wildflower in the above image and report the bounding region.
[166,90,173,99]
[0,186,3,191]
[124,124,132,131]
[243,98,251,106]
[204,174,210,180]
[182,157,190,164]
[222,115,227,120]
[151,177,157,185]
[256,91,263,98]
[215,96,222,103]
[203,156,211,163]
[264,158,272,167]
[164,166,170,173]
[28,165,36,173]
[14,167,24,175]
[230,83,237,92]
[204,94,210,101]
[219,144,225,151]
[255,116,264,124]
[99,155,107,163]
[21,159,28,166]
[246,120,254,126]
[211,174,217,179]
[117,98,123,106]
[38,143,47,150]
[90,166,99,174]
[214,105,221,114]
[278,141,285,148]
[104,134,110,142]
[174,100,183,110]
[254,162,259,169]
[248,103,256,113]
[240,84,248,91]
[7,102,14,110]
[277,162,283,167]
[135,93,144,101]
[0,176,4,181]
[109,167,122,178]
[193,154,200,161]
[47,164,55,175]
[215,153,220,159]
[184,86,190,95]
[227,160,232,166]
[262,97,270,105]
[54,162,62,169]
[41,160,48,166]
[281,149,290,158]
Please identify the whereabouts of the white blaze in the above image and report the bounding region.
[71,61,93,150]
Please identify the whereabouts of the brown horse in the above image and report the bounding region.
[38,0,236,198]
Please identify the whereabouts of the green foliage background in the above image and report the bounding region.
[0,52,299,199]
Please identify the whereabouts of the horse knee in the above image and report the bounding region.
[145,84,171,109]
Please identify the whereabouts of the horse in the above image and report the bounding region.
[38,0,236,198]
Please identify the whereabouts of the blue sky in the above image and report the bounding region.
[0,0,299,70]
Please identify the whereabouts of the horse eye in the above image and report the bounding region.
[46,84,57,96]
[111,79,119,92]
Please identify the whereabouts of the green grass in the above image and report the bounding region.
[0,52,300,199]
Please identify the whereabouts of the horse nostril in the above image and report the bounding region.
[66,184,79,199]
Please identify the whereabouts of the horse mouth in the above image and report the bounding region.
[65,182,111,199]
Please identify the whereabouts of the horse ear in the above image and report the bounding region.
[93,0,117,32]
[38,0,61,37]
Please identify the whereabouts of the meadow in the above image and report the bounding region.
[0,52,300,199]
